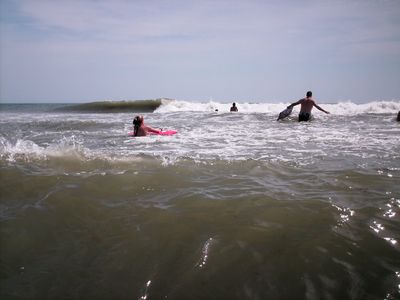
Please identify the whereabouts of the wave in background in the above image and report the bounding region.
[48,99,400,115]
[55,99,166,113]
[154,99,400,115]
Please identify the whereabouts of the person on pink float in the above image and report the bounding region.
[132,115,161,136]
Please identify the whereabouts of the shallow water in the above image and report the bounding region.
[1,101,399,299]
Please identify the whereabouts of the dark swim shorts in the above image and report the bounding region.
[298,112,311,122]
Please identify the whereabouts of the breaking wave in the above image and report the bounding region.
[154,99,400,115]
[56,98,170,113]
[3,99,398,116]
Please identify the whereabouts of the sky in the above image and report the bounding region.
[0,0,399,103]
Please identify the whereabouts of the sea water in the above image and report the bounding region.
[0,100,399,299]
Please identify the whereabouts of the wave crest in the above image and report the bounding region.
[0,136,87,163]
[56,98,171,113]
[154,99,400,115]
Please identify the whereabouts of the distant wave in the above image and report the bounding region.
[154,99,400,115]
[56,99,171,113]
[18,98,399,115]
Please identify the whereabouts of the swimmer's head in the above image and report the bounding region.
[306,91,312,97]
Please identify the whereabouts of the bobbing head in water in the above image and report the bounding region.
[133,115,143,136]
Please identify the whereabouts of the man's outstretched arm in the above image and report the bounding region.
[314,103,330,114]
[287,99,303,109]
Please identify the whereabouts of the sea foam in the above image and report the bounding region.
[154,99,400,115]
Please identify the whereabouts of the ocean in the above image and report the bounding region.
[1,99,400,299]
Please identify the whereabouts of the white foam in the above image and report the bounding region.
[323,101,400,115]
[1,99,399,168]
[0,136,88,162]
[154,99,400,115]
[154,99,289,113]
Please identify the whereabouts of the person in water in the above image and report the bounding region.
[397,111,400,121]
[230,102,238,112]
[287,91,330,121]
[132,115,161,136]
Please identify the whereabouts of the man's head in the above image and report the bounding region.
[306,91,312,98]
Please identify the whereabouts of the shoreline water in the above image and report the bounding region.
[1,101,399,299]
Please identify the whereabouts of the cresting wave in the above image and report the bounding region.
[154,99,400,115]
[0,136,88,163]
[0,136,152,176]
[50,99,400,115]
[55,98,168,113]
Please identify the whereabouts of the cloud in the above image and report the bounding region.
[1,0,400,101]
[9,0,397,58]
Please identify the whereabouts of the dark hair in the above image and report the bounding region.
[132,116,142,136]
[306,91,312,97]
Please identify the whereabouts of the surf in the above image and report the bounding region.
[55,98,171,113]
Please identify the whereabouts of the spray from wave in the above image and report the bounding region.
[155,99,400,115]
[34,99,400,115]
[0,136,87,163]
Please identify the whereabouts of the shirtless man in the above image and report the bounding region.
[230,102,238,112]
[287,91,330,121]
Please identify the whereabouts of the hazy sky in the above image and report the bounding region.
[1,0,399,103]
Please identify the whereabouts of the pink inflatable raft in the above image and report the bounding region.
[128,130,177,136]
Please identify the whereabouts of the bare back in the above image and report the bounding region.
[135,126,147,136]
[299,98,315,114]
